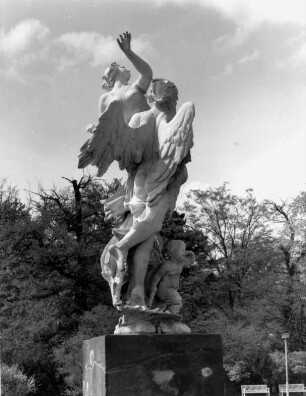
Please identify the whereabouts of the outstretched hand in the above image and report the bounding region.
[117,31,131,53]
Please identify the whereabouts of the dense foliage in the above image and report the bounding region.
[0,178,305,395]
[182,184,306,394]
[1,363,36,396]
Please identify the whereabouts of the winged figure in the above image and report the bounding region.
[78,77,195,309]
[77,31,195,313]
[78,82,194,207]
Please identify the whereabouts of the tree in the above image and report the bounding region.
[0,176,120,396]
[260,194,306,349]
[181,184,305,392]
[160,210,209,254]
[1,363,36,396]
[53,304,119,396]
[182,183,274,310]
[2,175,305,395]
[270,350,306,385]
[267,195,306,278]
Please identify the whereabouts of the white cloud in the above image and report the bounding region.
[281,43,306,69]
[214,49,259,78]
[0,20,154,81]
[292,43,306,67]
[237,49,260,64]
[57,32,117,68]
[230,129,306,201]
[55,57,80,72]
[145,0,305,26]
[205,0,304,26]
[213,27,254,50]
[0,19,49,56]
[57,32,154,69]
[276,31,306,69]
[213,63,234,79]
[0,19,50,82]
[147,0,305,49]
[215,0,304,48]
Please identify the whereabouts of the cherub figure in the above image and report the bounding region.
[148,240,195,314]
[78,33,195,312]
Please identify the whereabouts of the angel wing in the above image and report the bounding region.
[78,100,146,177]
[145,101,195,206]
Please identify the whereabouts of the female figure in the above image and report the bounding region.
[99,31,152,122]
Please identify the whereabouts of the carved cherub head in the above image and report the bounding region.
[148,78,178,109]
[166,240,186,262]
[102,62,130,91]
[166,240,195,266]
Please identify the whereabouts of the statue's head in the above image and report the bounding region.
[148,78,178,109]
[102,62,130,91]
[166,240,186,261]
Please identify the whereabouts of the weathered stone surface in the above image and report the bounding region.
[83,334,223,396]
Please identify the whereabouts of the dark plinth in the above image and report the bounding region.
[83,334,223,396]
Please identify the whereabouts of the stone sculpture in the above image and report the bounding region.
[78,32,195,334]
[148,240,195,314]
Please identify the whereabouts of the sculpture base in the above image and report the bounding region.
[83,334,223,396]
[115,306,191,334]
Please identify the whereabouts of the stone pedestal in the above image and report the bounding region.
[83,334,223,396]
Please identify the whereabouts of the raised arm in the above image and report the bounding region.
[117,31,152,94]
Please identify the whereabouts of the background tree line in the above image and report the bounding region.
[0,177,305,395]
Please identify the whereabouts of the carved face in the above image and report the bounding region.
[117,65,131,83]
[102,63,130,91]
[167,240,186,261]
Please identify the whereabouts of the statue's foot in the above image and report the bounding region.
[113,280,123,307]
[114,320,156,335]
[108,244,128,272]
[159,320,191,334]
[121,305,163,320]
[113,297,123,308]
[111,269,127,309]
[124,304,147,311]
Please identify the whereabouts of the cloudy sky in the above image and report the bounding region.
[0,0,305,202]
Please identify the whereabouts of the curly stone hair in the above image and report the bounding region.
[101,62,120,91]
[150,78,178,110]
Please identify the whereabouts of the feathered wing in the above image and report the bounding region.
[78,100,143,177]
[146,101,195,206]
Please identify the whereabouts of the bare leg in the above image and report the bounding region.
[126,234,155,307]
[157,290,182,314]
[108,244,128,272]
[108,195,169,273]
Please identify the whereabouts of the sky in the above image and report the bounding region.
[0,0,305,203]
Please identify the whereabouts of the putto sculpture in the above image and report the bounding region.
[148,240,195,314]
[78,32,195,334]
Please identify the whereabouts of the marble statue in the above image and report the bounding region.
[148,240,195,314]
[78,32,195,334]
[99,32,151,122]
